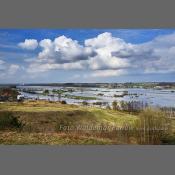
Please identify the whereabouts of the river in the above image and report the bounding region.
[17,86,175,108]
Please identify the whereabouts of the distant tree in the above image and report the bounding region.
[106,104,111,110]
[82,101,88,106]
[120,101,127,111]
[43,89,49,95]
[112,101,118,110]
[97,93,104,96]
[58,93,61,101]
[0,88,19,101]
[52,89,56,93]
[61,100,67,104]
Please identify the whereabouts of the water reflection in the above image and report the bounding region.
[17,86,175,108]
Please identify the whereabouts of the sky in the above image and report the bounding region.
[0,29,175,84]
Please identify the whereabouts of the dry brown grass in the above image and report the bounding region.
[0,100,139,145]
[0,131,116,145]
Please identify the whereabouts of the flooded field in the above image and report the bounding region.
[17,86,175,108]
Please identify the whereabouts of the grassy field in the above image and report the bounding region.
[0,100,137,127]
[0,132,116,145]
[0,100,138,145]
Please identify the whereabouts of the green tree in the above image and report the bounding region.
[112,101,118,110]
[43,89,49,95]
[82,101,88,106]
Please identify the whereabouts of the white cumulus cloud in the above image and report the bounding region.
[0,60,20,79]
[18,32,175,77]
[8,64,20,75]
[18,39,38,50]
[89,69,127,77]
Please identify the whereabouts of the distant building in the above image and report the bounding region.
[17,94,25,101]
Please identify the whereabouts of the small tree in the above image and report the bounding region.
[112,101,118,110]
[120,101,127,111]
[82,101,88,106]
[58,93,61,101]
[61,100,67,104]
[106,104,111,110]
[43,89,49,95]
[135,107,171,144]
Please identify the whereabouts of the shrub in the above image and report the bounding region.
[112,101,118,110]
[106,105,111,110]
[161,134,175,145]
[134,108,172,144]
[61,100,67,104]
[0,88,19,101]
[82,101,88,106]
[0,112,23,130]
[93,102,102,106]
[43,89,49,95]
[97,93,104,96]
[136,108,171,131]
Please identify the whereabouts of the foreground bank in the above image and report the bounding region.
[0,100,173,145]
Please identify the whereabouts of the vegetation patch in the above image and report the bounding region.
[64,94,98,100]
[0,88,19,101]
[0,100,173,145]
[0,132,115,145]
[0,112,23,130]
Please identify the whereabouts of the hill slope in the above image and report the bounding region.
[0,100,138,144]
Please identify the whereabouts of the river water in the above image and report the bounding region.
[17,86,175,108]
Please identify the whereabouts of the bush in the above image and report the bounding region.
[106,105,111,110]
[112,101,118,110]
[82,101,88,106]
[136,108,171,131]
[161,134,175,145]
[97,93,104,96]
[93,102,102,106]
[43,89,49,95]
[134,108,172,144]
[61,100,67,104]
[0,112,23,130]
[0,88,19,101]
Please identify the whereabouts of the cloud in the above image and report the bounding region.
[89,69,127,77]
[0,60,5,65]
[0,60,20,79]
[85,32,132,70]
[18,39,38,50]
[8,64,20,75]
[27,61,86,73]
[0,60,6,71]
[38,36,95,63]
[85,32,129,49]
[101,32,175,74]
[27,33,132,73]
[20,32,175,77]
[26,35,96,73]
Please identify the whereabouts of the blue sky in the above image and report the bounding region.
[0,29,175,83]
